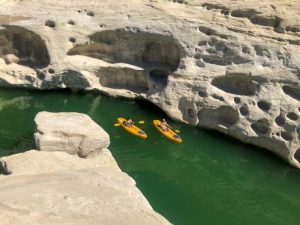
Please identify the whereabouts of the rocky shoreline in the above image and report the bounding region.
[0,0,299,167]
[0,112,171,225]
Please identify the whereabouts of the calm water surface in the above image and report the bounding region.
[0,88,299,225]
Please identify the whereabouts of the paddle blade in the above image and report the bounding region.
[175,130,180,133]
[114,123,121,127]
[138,121,145,124]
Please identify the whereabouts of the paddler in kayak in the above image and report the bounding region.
[160,118,171,131]
[123,117,133,127]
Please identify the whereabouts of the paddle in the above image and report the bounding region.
[114,121,145,127]
[175,130,180,133]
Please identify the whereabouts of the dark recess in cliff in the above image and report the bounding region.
[0,25,50,68]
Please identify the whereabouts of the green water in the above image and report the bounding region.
[0,88,299,225]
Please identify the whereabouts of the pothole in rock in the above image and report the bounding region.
[48,68,55,74]
[212,94,224,102]
[68,20,75,25]
[87,11,94,16]
[0,25,50,68]
[282,85,300,101]
[211,76,259,96]
[281,131,293,141]
[69,37,76,43]
[257,100,271,112]
[231,9,258,18]
[239,105,249,116]
[197,105,239,127]
[230,9,283,33]
[275,114,285,126]
[195,38,251,66]
[234,97,241,104]
[287,112,299,121]
[198,87,208,97]
[45,20,56,28]
[251,119,269,135]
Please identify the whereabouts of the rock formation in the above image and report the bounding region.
[0,112,171,225]
[34,111,110,157]
[0,0,299,167]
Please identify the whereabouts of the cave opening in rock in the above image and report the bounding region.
[68,29,182,71]
[97,67,149,93]
[142,40,180,71]
[68,30,183,93]
[149,69,169,88]
[0,25,50,68]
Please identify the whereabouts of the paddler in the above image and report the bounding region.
[160,118,171,131]
[123,117,133,127]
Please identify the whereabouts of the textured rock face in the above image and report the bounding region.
[0,0,299,167]
[34,112,110,157]
[0,149,119,175]
[0,153,170,225]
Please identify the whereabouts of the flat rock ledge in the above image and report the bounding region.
[0,112,171,225]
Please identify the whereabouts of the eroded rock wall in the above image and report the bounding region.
[0,0,299,167]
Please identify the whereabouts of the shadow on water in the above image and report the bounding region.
[203,128,289,168]
[135,99,169,118]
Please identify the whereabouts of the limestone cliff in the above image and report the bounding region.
[0,0,299,167]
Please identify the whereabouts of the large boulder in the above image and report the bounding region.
[34,112,110,157]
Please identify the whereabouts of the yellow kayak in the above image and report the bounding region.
[153,120,182,143]
[117,117,147,140]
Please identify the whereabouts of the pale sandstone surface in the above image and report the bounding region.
[34,111,110,157]
[0,167,170,225]
[0,149,119,175]
[0,0,299,167]
[0,112,171,225]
